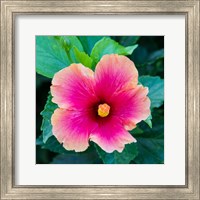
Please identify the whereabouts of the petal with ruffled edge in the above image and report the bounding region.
[90,116,136,153]
[94,54,138,101]
[111,85,151,130]
[51,63,98,109]
[51,108,98,152]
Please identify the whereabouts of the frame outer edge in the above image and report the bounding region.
[1,1,14,199]
[0,0,199,199]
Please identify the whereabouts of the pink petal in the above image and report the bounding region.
[90,116,136,153]
[111,85,151,130]
[51,108,98,152]
[94,54,138,101]
[51,63,98,109]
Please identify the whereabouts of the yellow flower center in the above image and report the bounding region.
[98,103,110,117]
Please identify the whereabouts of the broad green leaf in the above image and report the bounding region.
[95,143,138,164]
[40,94,58,143]
[36,36,71,78]
[78,36,105,55]
[59,36,93,68]
[90,37,138,66]
[69,46,93,68]
[36,36,84,78]
[58,36,84,52]
[133,108,164,164]
[118,36,140,46]
[139,76,164,109]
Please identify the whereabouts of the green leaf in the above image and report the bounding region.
[144,114,152,128]
[133,108,164,164]
[78,36,105,55]
[40,93,58,143]
[90,37,138,66]
[69,46,93,68]
[147,49,164,64]
[118,36,140,46]
[134,137,164,164]
[139,76,164,109]
[131,46,148,65]
[51,150,102,164]
[95,143,138,164]
[130,127,144,135]
[59,37,93,68]
[36,135,44,145]
[36,36,71,78]
[39,135,72,154]
[58,36,84,52]
[37,135,102,164]
[36,36,84,78]
[135,48,164,68]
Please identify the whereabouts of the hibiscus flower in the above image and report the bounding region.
[51,54,150,153]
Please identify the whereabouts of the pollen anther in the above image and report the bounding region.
[98,103,110,117]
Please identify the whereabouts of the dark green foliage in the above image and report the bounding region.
[37,135,74,154]
[132,108,164,164]
[112,36,140,46]
[139,76,164,109]
[51,149,102,164]
[95,143,138,164]
[40,94,58,143]
[37,135,102,164]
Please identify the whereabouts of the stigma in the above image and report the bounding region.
[98,103,110,117]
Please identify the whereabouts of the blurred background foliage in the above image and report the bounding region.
[36,36,164,164]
